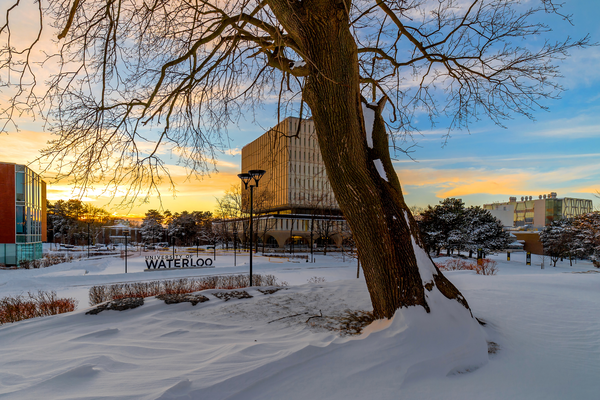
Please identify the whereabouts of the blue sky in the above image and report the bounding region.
[0,0,598,216]
[220,0,600,212]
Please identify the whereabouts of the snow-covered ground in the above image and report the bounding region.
[0,250,599,399]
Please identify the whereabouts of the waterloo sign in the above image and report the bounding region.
[144,254,214,271]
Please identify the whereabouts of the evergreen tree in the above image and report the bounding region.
[572,213,600,267]
[418,198,467,256]
[465,207,511,256]
[140,210,165,244]
[540,219,573,267]
[418,200,509,257]
[48,200,112,245]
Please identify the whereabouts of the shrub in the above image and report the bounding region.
[0,291,78,325]
[435,258,497,275]
[307,276,326,284]
[474,259,498,275]
[88,274,286,305]
[435,259,471,271]
[19,254,77,269]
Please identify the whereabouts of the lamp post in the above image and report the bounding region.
[238,169,266,287]
[81,216,93,258]
[125,234,128,273]
[233,226,238,267]
[87,221,91,258]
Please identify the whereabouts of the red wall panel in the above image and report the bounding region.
[0,164,15,243]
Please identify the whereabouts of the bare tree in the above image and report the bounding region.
[215,185,245,249]
[215,185,244,220]
[0,0,590,318]
[253,190,277,253]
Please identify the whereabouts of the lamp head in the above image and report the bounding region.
[237,173,252,189]
[248,169,266,186]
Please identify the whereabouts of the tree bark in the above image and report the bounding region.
[270,0,469,319]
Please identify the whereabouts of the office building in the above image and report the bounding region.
[484,193,593,255]
[0,163,47,265]
[220,117,348,249]
[483,193,593,228]
[241,117,338,213]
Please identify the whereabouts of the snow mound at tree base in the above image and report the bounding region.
[165,288,488,400]
[0,277,487,400]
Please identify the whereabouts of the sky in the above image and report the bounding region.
[0,0,598,218]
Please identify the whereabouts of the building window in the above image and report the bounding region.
[15,172,25,202]
[16,206,25,234]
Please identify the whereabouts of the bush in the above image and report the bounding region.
[0,291,78,325]
[19,254,77,269]
[88,274,286,305]
[474,259,498,275]
[435,258,497,275]
[435,259,471,271]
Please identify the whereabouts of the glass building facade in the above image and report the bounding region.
[0,163,46,266]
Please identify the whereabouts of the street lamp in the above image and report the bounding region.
[87,221,91,258]
[233,225,238,267]
[238,169,266,286]
[81,217,93,258]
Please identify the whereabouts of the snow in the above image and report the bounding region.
[1,250,600,399]
[373,159,388,181]
[291,60,306,69]
[361,103,387,181]
[404,210,437,284]
[362,103,375,148]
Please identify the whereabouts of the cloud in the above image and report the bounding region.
[526,118,600,139]
[394,152,600,166]
[214,159,239,169]
[224,148,242,156]
[559,47,600,90]
[571,186,600,196]
[396,163,600,201]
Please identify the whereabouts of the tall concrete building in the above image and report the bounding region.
[221,117,348,249]
[0,163,47,265]
[241,117,338,213]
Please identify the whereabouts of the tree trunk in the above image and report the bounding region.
[270,0,470,319]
